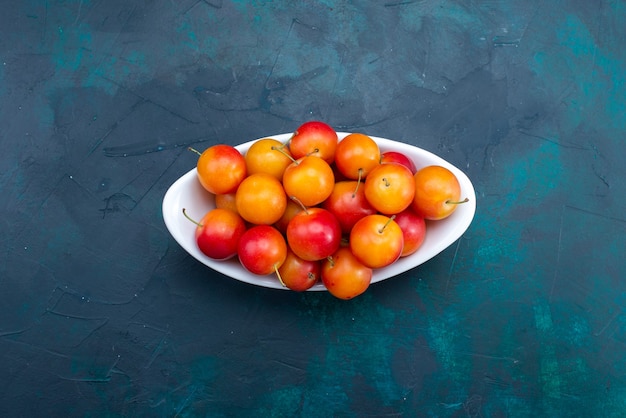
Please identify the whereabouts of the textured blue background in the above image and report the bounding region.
[1,1,625,416]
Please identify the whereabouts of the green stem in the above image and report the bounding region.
[275,264,287,287]
[182,208,202,227]
[290,195,309,214]
[378,215,396,234]
[188,147,202,156]
[446,197,469,205]
[353,168,363,197]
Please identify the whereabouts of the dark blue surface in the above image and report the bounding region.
[1,1,625,416]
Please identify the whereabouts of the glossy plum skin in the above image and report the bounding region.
[235,173,287,225]
[282,155,335,207]
[197,144,247,195]
[380,151,417,173]
[278,249,321,291]
[393,208,426,257]
[363,162,415,215]
[322,180,377,234]
[286,207,342,261]
[412,165,464,220]
[289,121,338,164]
[194,208,247,261]
[237,225,287,275]
[244,138,294,181]
[334,133,381,180]
[322,247,372,300]
[273,199,303,234]
[349,214,404,269]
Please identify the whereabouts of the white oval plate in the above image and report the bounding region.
[163,132,476,291]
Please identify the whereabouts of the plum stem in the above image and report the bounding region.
[271,145,297,163]
[188,147,202,156]
[378,215,396,234]
[290,195,309,214]
[283,132,296,150]
[306,148,320,157]
[182,208,203,227]
[353,168,363,197]
[275,264,287,287]
[446,197,470,205]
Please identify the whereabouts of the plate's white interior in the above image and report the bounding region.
[162,133,476,291]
